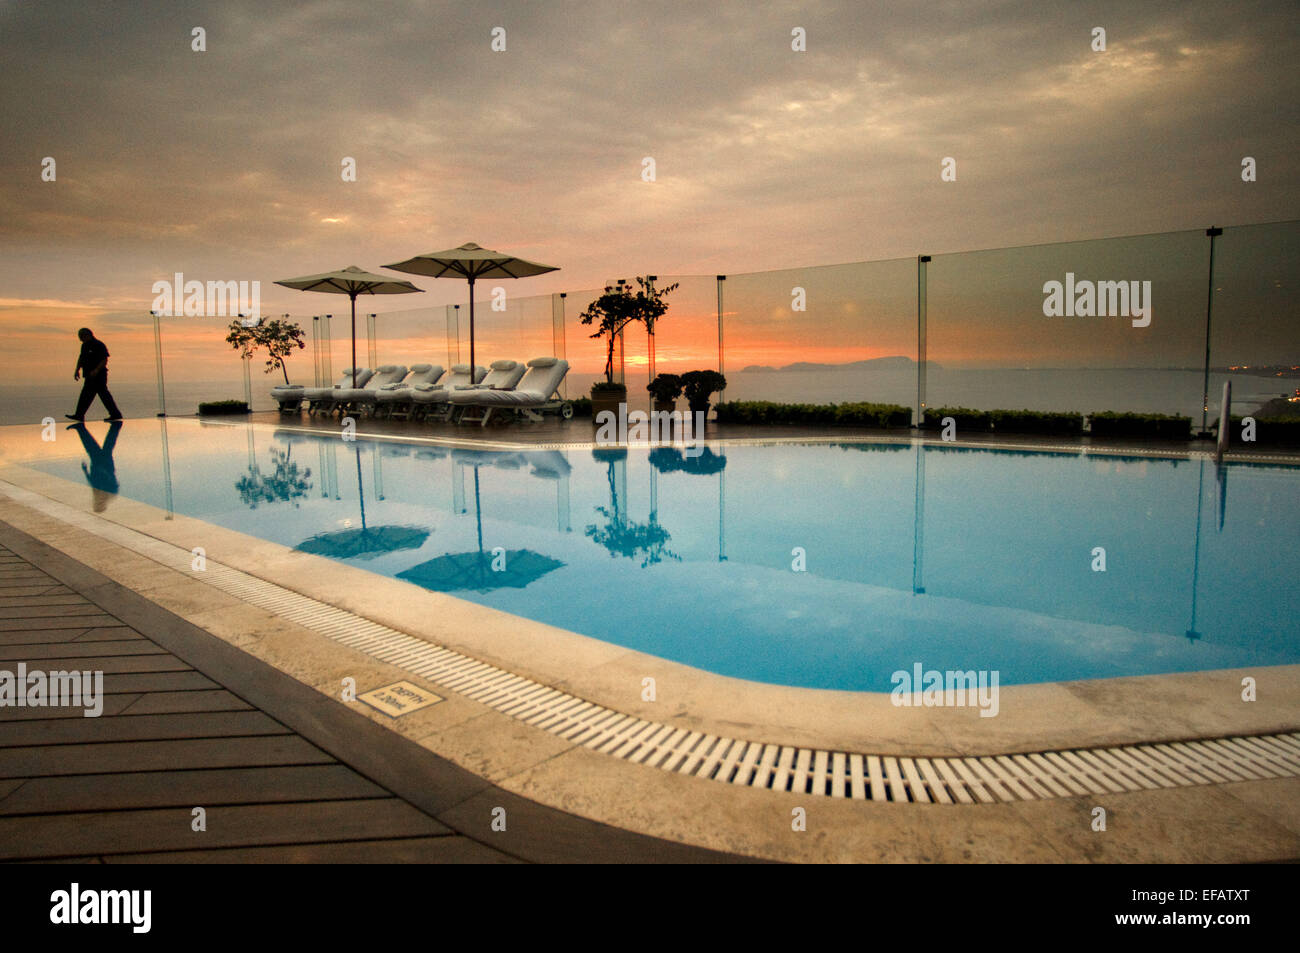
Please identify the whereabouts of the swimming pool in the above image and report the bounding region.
[24,420,1300,692]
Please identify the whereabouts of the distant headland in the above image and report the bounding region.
[739,356,934,373]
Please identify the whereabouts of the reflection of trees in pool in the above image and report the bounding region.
[585,507,680,567]
[648,447,727,475]
[587,448,680,567]
[236,446,313,508]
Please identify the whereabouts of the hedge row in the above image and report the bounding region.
[1087,411,1192,440]
[713,400,911,428]
[920,407,1189,438]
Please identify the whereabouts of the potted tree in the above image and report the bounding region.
[579,277,678,422]
[225,316,306,385]
[680,370,727,420]
[647,373,683,413]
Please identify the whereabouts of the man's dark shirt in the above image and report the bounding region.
[78,338,109,375]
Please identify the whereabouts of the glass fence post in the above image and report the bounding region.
[321,314,333,383]
[553,293,567,398]
[716,275,726,394]
[151,311,167,417]
[646,275,657,387]
[917,255,930,427]
[311,316,321,387]
[1200,227,1223,436]
[367,313,378,371]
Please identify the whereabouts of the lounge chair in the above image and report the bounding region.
[331,364,408,417]
[409,364,487,421]
[271,382,308,414]
[447,360,526,424]
[372,364,445,419]
[301,368,374,416]
[448,357,572,425]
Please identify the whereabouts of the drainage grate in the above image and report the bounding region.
[5,479,1299,804]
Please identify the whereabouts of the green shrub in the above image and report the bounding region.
[1088,411,1192,440]
[990,409,1085,435]
[569,397,593,417]
[922,407,992,432]
[713,400,910,428]
[197,399,250,415]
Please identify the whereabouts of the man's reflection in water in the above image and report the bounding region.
[69,421,121,512]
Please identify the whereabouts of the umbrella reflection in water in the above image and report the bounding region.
[296,444,430,560]
[398,452,563,593]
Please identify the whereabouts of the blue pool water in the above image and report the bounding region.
[21,420,1300,691]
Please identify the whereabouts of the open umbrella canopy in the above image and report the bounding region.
[275,265,424,297]
[275,265,423,387]
[397,548,563,593]
[384,242,558,374]
[296,524,430,560]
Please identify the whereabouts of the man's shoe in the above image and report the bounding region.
[65,415,84,421]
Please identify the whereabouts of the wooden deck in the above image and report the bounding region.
[0,524,750,863]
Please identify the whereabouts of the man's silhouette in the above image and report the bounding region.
[70,420,122,513]
[67,327,123,422]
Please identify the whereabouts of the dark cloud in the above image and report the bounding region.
[0,0,1296,311]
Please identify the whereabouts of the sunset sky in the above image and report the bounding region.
[1,0,1296,383]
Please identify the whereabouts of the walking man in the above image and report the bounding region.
[67,328,123,422]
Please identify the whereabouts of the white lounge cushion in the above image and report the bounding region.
[449,358,568,406]
[410,364,486,402]
[375,364,446,402]
[334,365,409,402]
[302,368,372,400]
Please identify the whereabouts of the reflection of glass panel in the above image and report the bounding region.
[723,258,917,408]
[1208,221,1300,423]
[927,229,1207,418]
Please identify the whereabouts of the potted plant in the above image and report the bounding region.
[647,373,683,413]
[579,277,678,422]
[680,369,727,419]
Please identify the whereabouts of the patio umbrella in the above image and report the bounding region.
[275,265,424,387]
[383,243,559,376]
[397,464,563,592]
[295,446,430,559]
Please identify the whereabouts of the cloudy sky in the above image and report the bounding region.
[1,0,1296,381]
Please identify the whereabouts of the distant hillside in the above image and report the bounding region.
[739,356,936,373]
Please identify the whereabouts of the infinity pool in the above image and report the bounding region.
[24,420,1300,691]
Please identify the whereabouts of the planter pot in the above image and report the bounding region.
[652,399,678,414]
[591,386,627,423]
[688,401,711,420]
